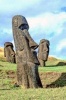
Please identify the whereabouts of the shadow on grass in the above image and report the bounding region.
[46,65,57,67]
[0,65,4,67]
[0,88,11,90]
[46,73,66,88]
[46,62,66,67]
[0,86,20,90]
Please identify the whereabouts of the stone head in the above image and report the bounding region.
[40,39,50,53]
[38,39,50,61]
[4,42,15,57]
[4,42,13,48]
[12,15,29,30]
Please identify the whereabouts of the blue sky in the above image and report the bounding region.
[0,0,66,59]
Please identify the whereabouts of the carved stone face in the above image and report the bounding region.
[4,42,15,63]
[12,15,38,51]
[38,39,50,61]
[12,15,43,88]
[12,15,29,30]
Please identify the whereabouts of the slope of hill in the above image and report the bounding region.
[0,47,6,61]
[0,47,59,60]
[48,56,58,61]
[0,47,66,65]
[0,47,4,55]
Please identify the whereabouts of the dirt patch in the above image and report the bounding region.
[39,72,62,88]
[6,70,16,79]
[5,71,66,88]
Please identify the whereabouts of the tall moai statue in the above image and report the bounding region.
[38,39,50,67]
[12,15,42,88]
[4,42,16,63]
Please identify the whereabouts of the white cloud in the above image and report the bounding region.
[27,12,66,37]
[0,0,66,17]
[56,39,66,52]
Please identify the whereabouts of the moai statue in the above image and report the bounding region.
[12,15,42,88]
[4,42,16,63]
[38,39,50,67]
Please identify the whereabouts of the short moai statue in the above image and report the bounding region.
[4,42,16,63]
[38,39,50,67]
[12,15,42,88]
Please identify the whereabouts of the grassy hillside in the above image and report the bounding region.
[0,61,66,87]
[0,47,66,65]
[0,47,4,57]
[0,47,66,100]
[0,87,66,100]
[0,61,66,100]
[0,47,6,61]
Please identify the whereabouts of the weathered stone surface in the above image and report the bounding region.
[12,15,42,88]
[4,42,16,63]
[38,39,50,66]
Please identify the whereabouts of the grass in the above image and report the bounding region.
[0,60,66,73]
[39,66,66,72]
[0,87,66,100]
[0,60,66,100]
[0,61,16,71]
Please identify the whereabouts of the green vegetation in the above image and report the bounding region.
[0,61,16,71]
[0,60,66,72]
[0,60,66,100]
[39,66,66,72]
[0,87,66,100]
[0,56,6,62]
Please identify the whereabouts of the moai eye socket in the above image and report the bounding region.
[19,24,28,30]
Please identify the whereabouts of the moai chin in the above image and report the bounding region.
[12,15,42,88]
[38,39,50,67]
[4,42,16,63]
